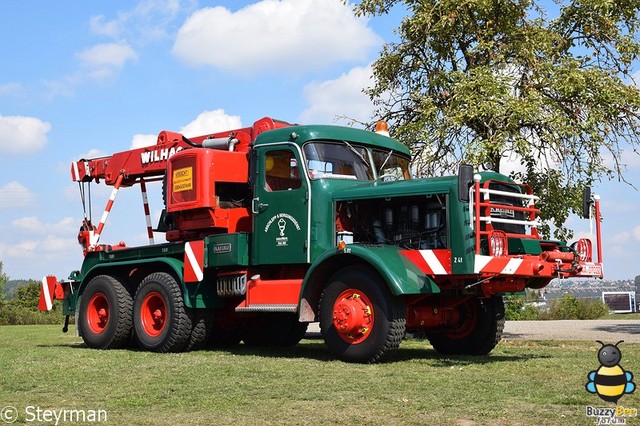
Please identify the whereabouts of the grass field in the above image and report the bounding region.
[1,325,638,425]
[605,312,640,320]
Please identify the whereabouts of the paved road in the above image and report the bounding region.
[306,320,640,343]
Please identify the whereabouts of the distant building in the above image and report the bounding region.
[602,292,637,313]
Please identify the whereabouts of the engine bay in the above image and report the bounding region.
[335,195,449,250]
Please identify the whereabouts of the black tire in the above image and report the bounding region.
[319,266,406,363]
[428,296,505,355]
[241,314,309,347]
[186,309,214,351]
[78,275,133,349]
[133,272,192,352]
[283,318,309,346]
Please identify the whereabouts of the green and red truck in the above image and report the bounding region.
[39,117,604,363]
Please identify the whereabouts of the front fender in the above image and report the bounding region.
[298,244,440,321]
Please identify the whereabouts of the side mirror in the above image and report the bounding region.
[581,186,592,219]
[458,164,474,202]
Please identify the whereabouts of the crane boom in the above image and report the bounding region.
[70,117,291,185]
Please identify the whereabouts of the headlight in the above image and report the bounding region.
[489,231,508,257]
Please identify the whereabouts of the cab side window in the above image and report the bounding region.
[265,149,301,192]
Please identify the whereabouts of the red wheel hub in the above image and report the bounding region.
[332,289,374,344]
[87,293,109,334]
[446,299,478,339]
[140,291,167,337]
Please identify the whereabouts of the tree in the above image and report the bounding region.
[13,280,41,309]
[0,262,7,302]
[353,0,640,239]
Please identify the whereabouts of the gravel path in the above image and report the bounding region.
[306,320,640,343]
[503,320,640,343]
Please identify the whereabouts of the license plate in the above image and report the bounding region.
[579,263,603,276]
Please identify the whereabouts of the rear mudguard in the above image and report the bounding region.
[298,244,440,322]
[67,257,219,312]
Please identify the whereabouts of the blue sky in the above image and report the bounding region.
[0,0,638,282]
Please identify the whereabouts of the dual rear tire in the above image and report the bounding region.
[133,272,192,352]
[78,275,133,349]
[78,272,198,352]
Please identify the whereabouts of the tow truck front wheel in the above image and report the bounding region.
[320,266,406,363]
[427,296,505,355]
[79,275,133,349]
[133,272,191,353]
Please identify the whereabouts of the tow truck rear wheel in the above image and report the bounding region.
[319,266,406,363]
[78,275,133,349]
[186,309,214,351]
[427,296,505,355]
[133,272,192,353]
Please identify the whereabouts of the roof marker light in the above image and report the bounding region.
[375,121,390,137]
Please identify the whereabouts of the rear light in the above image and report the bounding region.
[489,231,508,257]
[573,238,592,262]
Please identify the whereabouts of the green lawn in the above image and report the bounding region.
[603,312,640,320]
[0,325,638,425]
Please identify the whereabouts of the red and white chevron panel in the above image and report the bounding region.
[71,161,89,182]
[474,255,530,275]
[399,249,452,275]
[184,241,205,282]
[38,276,58,311]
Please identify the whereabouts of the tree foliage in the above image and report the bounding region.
[353,0,640,239]
[0,262,7,302]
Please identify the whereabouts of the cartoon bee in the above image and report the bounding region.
[586,340,636,403]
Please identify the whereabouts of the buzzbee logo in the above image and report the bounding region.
[585,340,635,403]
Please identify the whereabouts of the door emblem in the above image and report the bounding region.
[264,213,301,247]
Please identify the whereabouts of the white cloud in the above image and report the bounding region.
[12,216,76,235]
[42,1,188,100]
[128,110,242,148]
[606,244,633,259]
[42,75,80,99]
[43,43,137,98]
[76,42,138,80]
[90,15,121,38]
[77,43,137,69]
[611,231,630,244]
[90,0,184,43]
[173,0,381,74]
[0,236,78,261]
[619,148,640,170]
[41,236,78,253]
[0,115,51,156]
[602,147,640,173]
[0,82,24,97]
[298,65,375,124]
[634,225,640,241]
[76,148,109,160]
[130,134,158,149]
[0,240,38,259]
[0,182,36,208]
[180,109,242,137]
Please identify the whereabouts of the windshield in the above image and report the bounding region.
[372,149,411,181]
[304,141,374,181]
